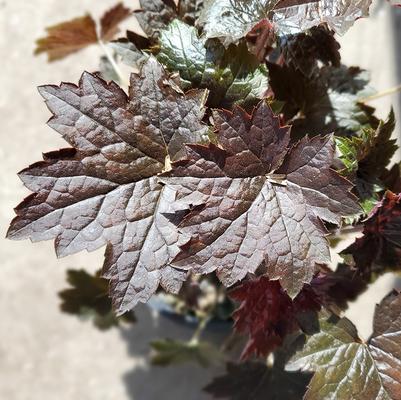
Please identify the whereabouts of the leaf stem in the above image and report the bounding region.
[190,316,209,344]
[360,84,401,102]
[98,39,129,88]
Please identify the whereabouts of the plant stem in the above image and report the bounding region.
[98,40,129,88]
[190,317,209,344]
[360,84,401,102]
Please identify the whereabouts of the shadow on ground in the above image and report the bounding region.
[118,305,229,400]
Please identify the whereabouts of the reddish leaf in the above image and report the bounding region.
[246,19,276,62]
[100,3,132,41]
[231,277,321,358]
[343,191,401,274]
[163,102,359,298]
[7,58,207,314]
[35,15,98,61]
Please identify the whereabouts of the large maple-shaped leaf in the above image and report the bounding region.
[157,20,269,107]
[198,0,371,46]
[231,277,321,358]
[287,290,401,400]
[342,191,401,275]
[162,102,359,298]
[7,58,208,314]
[272,0,372,36]
[204,361,311,400]
[269,64,377,137]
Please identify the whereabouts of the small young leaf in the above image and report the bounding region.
[287,290,401,400]
[35,15,98,61]
[7,58,207,314]
[342,191,401,275]
[204,361,311,400]
[336,110,397,212]
[163,102,359,298]
[157,20,269,107]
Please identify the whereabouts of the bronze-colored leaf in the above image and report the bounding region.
[35,15,98,61]
[100,3,132,41]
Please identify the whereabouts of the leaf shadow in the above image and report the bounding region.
[118,305,230,400]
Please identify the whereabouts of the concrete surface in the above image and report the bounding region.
[0,1,400,399]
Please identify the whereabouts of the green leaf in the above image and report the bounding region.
[287,291,401,399]
[59,269,135,330]
[336,110,397,213]
[150,339,223,367]
[157,19,268,107]
[336,110,396,175]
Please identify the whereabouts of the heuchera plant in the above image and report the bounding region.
[8,0,401,398]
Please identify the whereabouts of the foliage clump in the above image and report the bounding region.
[8,1,401,398]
